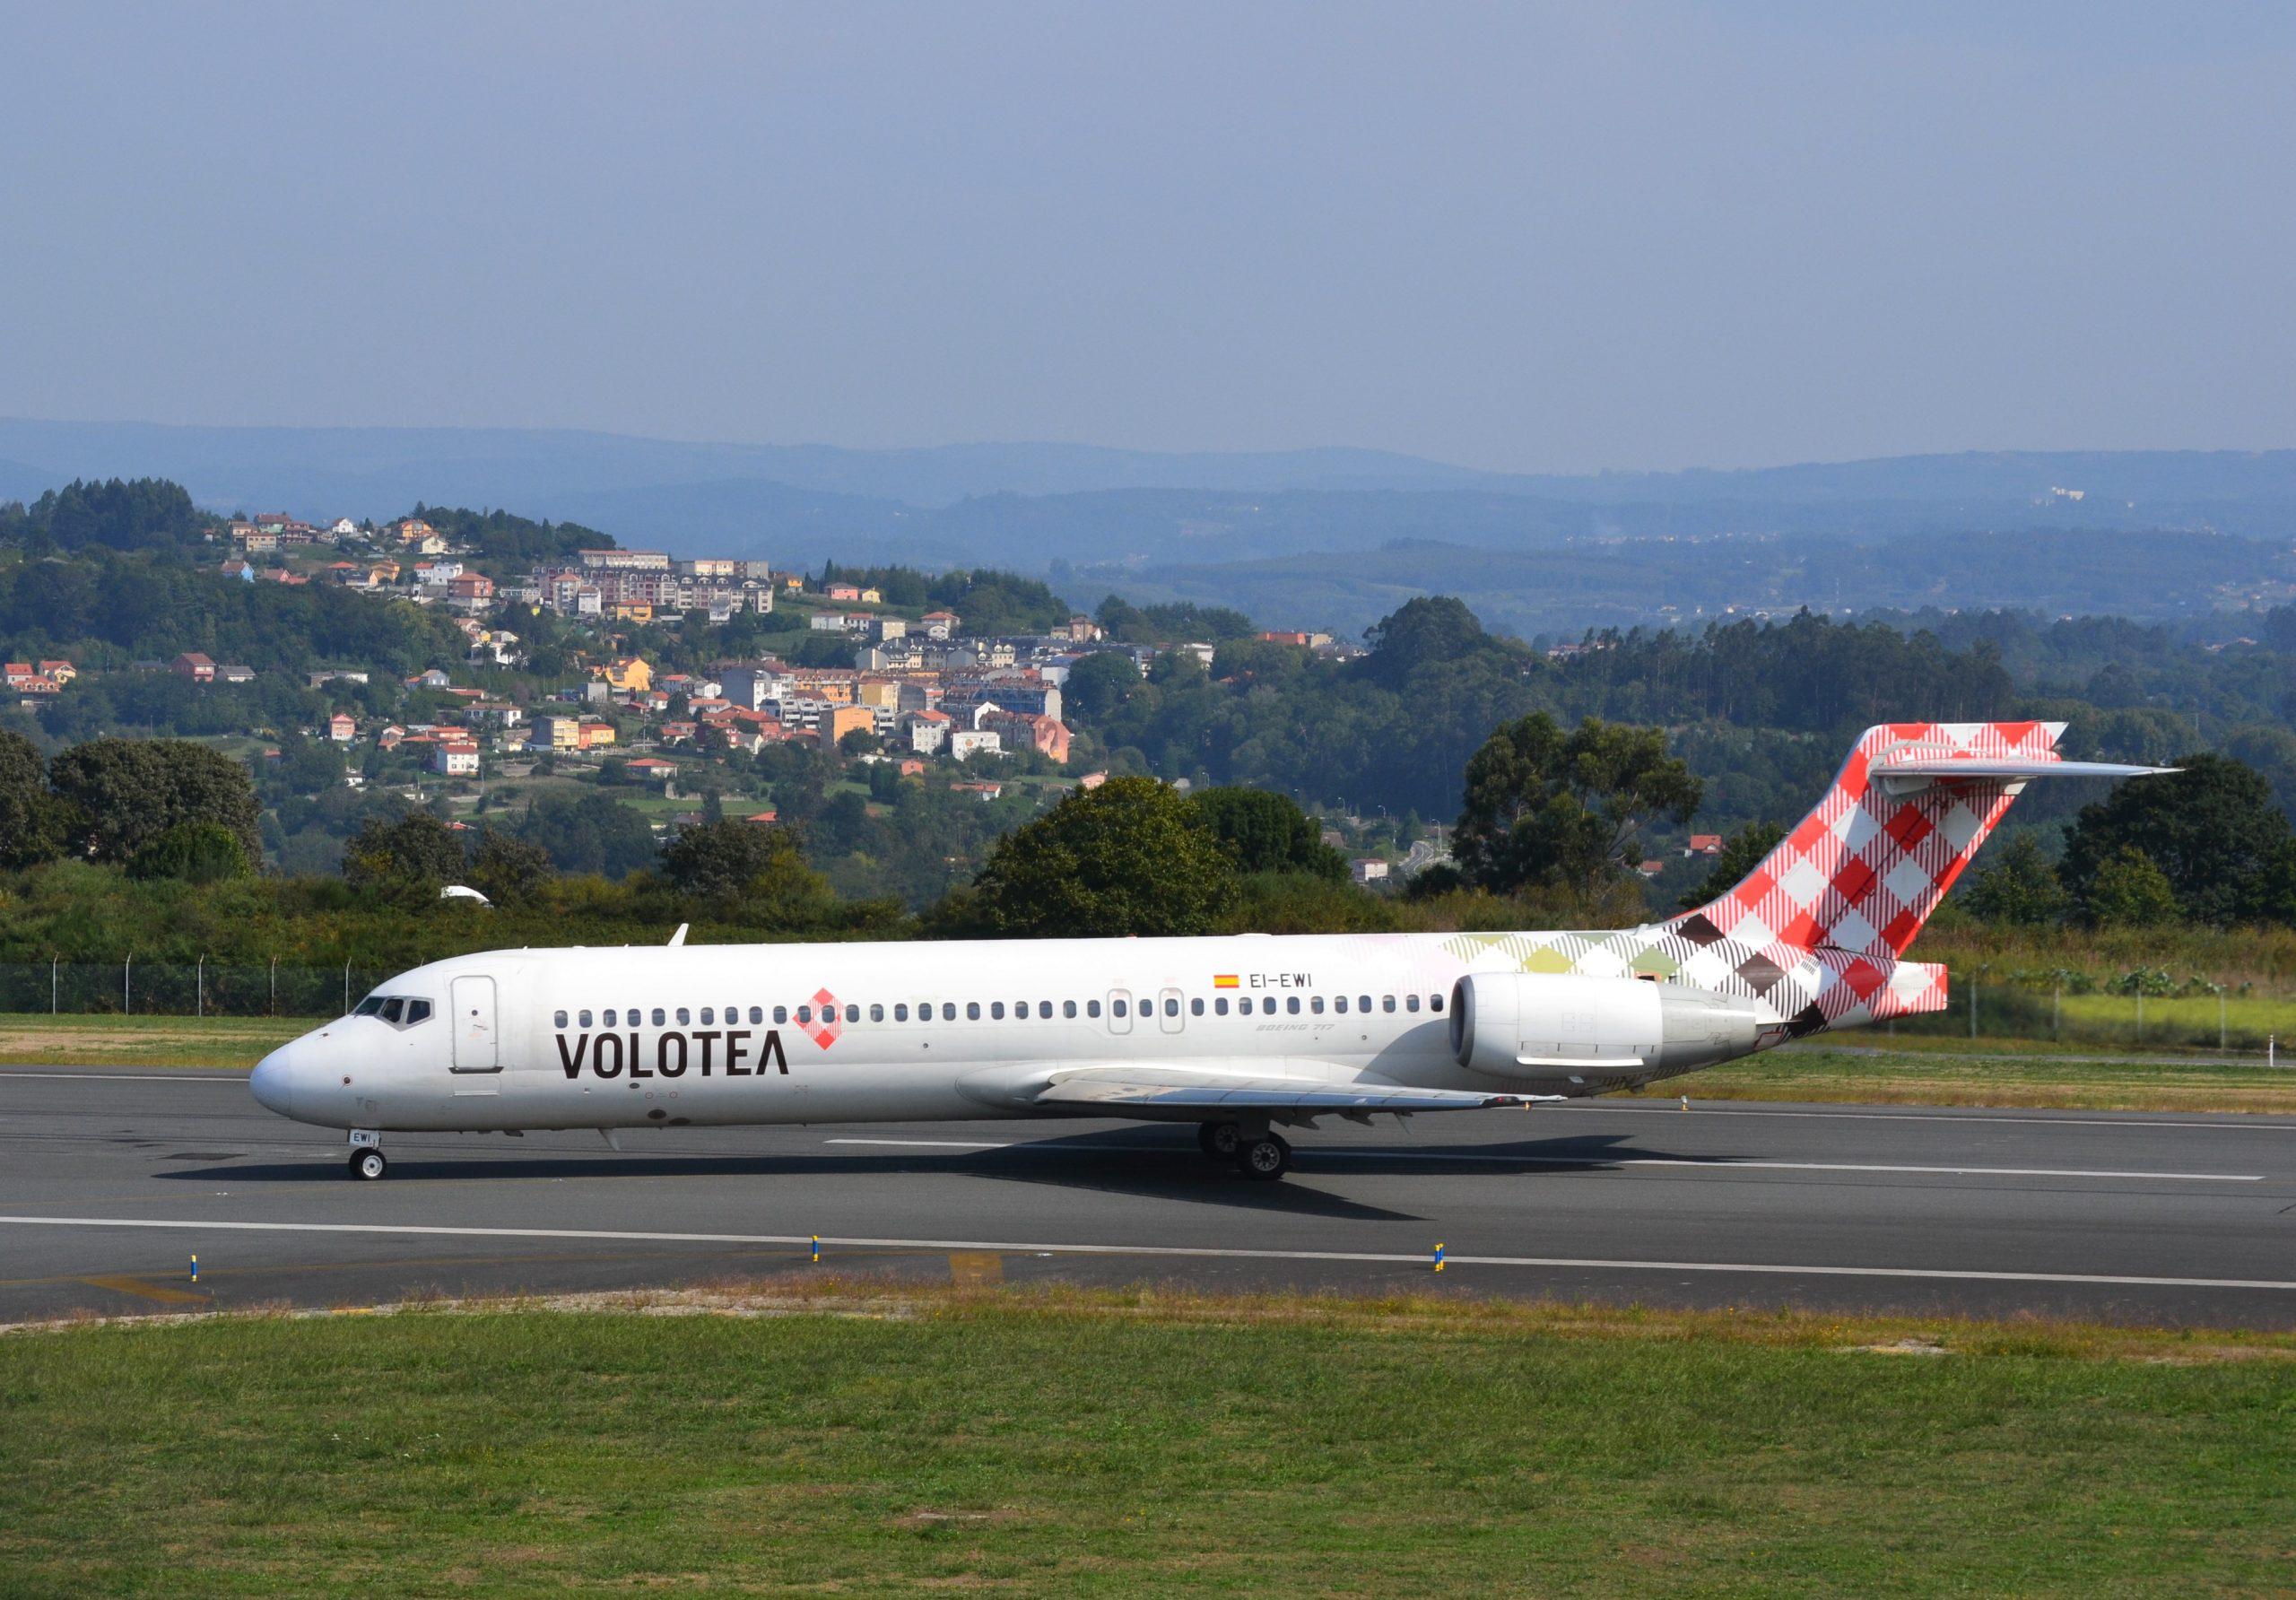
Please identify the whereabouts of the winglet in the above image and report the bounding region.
[666,923,689,948]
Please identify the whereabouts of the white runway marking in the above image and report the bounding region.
[828,1138,1013,1150]
[1586,1103,2296,1134]
[0,1213,2289,1293]
[829,1136,2261,1183]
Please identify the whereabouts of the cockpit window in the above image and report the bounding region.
[360,995,433,1029]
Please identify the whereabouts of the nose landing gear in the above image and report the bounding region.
[346,1131,387,1180]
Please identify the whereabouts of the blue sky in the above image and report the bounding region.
[1,2,2289,472]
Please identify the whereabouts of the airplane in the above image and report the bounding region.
[251,721,2170,1181]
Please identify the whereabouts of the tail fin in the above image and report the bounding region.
[1680,721,2170,959]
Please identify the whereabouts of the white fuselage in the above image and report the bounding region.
[250,928,1709,1136]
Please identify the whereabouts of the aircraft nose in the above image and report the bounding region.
[250,1043,299,1117]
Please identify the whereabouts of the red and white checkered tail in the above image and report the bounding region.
[1677,721,2170,961]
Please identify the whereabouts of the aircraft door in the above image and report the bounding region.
[1107,989,1133,1035]
[450,975,500,1072]
[1158,986,1184,1034]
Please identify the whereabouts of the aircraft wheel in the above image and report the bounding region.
[1235,1134,1291,1181]
[348,1148,388,1181]
[1197,1120,1242,1160]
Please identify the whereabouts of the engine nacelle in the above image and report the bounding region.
[1448,973,1766,1087]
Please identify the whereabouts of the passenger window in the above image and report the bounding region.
[1383,996,1397,1013]
[1039,1001,1052,1019]
[845,1004,858,1023]
[604,1009,618,1027]
[380,998,404,1023]
[894,1004,909,1022]
[796,1005,813,1024]
[1190,998,1204,1016]
[651,1008,665,1026]
[773,1005,787,1024]
[967,1002,980,1020]
[1406,994,1422,1013]
[1214,997,1228,1015]
[1112,999,1127,1018]
[1335,996,1348,1014]
[700,1007,714,1025]
[676,1007,691,1025]
[1162,997,1177,1017]
[991,1002,1005,1020]
[1286,996,1300,1014]
[553,1009,568,1028]
[870,1004,884,1022]
[1431,993,1445,1013]
[942,1003,956,1021]
[578,1009,593,1028]
[1063,1000,1076,1018]
[405,1000,431,1024]
[1359,995,1372,1012]
[1310,996,1324,1014]
[1087,999,1100,1018]
[749,1006,763,1024]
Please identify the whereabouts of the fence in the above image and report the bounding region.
[0,962,2289,1057]
[0,962,396,1019]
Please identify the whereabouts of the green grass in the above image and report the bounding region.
[1689,1044,2296,1113]
[0,1013,311,1069]
[1,1289,2287,1596]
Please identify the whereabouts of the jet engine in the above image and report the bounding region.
[1448,973,1766,1088]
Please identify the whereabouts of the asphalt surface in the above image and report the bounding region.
[2,1065,2292,1328]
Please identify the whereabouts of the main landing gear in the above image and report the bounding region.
[1196,1120,1292,1181]
[347,1132,387,1180]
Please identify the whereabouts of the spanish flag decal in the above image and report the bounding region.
[1213,974,1239,988]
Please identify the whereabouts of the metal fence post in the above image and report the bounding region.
[196,956,204,1020]
[2220,993,2228,1053]
[1969,981,1977,1040]
[344,961,352,1015]
[2052,982,2061,1043]
[50,957,57,1016]
[269,957,277,1018]
[124,955,132,1016]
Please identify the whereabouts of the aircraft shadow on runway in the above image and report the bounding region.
[153,1128,1691,1221]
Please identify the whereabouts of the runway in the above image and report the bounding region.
[2,1065,2292,1328]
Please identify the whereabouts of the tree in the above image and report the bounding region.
[343,811,465,894]
[1189,787,1346,882]
[1679,821,1786,911]
[955,777,1239,937]
[1958,831,2069,926]
[1357,596,1520,690]
[516,792,661,878]
[658,819,838,922]
[48,738,263,865]
[2059,753,2292,926]
[1061,651,1144,722]
[838,726,879,756]
[0,729,65,868]
[1454,716,1701,900]
[126,821,251,883]
[2083,846,2179,927]
[465,829,555,906]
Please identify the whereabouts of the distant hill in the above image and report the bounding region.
[3,421,2292,627]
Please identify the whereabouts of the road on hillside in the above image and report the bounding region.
[0,1065,2291,1328]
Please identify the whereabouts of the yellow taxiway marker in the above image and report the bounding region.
[76,1274,206,1306]
[949,1251,1004,1286]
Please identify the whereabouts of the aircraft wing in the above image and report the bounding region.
[956,1061,1553,1120]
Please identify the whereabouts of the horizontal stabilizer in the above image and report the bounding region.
[1869,755,2178,793]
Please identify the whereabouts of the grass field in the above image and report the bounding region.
[0,1286,2288,1596]
[0,1013,308,1069]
